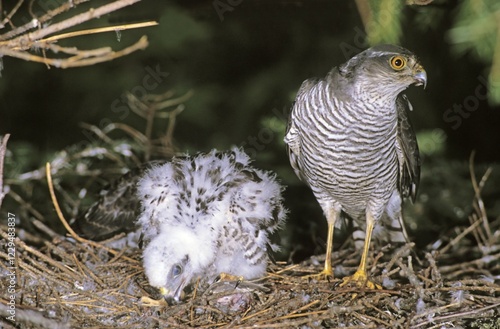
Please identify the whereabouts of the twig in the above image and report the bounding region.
[0,133,10,210]
[0,35,149,68]
[384,242,414,273]
[0,303,70,329]
[439,219,482,255]
[45,162,138,264]
[411,302,500,328]
[46,162,86,243]
[469,151,493,245]
[1,0,24,28]
[1,0,143,49]
[0,0,153,68]
[102,122,149,145]
[0,0,23,30]
[6,189,44,220]
[40,21,158,43]
[425,252,442,284]
[0,0,90,41]
[154,90,194,111]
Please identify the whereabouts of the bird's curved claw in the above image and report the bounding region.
[302,268,334,281]
[216,272,244,283]
[339,270,382,290]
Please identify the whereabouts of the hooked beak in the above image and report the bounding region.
[159,279,186,305]
[413,65,427,89]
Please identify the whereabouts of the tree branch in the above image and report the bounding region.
[0,134,11,210]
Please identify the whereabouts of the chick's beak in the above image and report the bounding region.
[413,65,427,89]
[159,287,177,305]
[159,280,186,305]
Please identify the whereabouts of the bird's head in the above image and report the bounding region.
[142,226,216,304]
[339,44,427,98]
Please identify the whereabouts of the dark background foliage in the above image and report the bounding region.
[1,0,499,261]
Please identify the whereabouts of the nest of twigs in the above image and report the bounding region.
[0,214,499,329]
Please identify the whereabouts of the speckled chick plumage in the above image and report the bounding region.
[137,148,286,302]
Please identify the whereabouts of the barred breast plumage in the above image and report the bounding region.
[285,44,426,288]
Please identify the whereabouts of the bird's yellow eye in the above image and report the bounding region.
[390,56,406,70]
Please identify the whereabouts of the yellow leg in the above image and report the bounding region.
[340,213,381,289]
[304,208,336,280]
[322,222,334,276]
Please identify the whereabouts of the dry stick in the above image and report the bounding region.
[71,254,106,288]
[427,284,500,293]
[475,168,494,243]
[237,316,351,329]
[363,300,397,324]
[0,0,23,29]
[7,189,45,220]
[40,21,158,43]
[251,300,324,326]
[396,258,424,299]
[439,219,482,255]
[45,162,138,264]
[439,251,500,274]
[155,90,194,110]
[469,151,493,244]
[0,229,75,281]
[18,239,79,280]
[283,299,320,318]
[78,122,115,145]
[0,35,149,68]
[0,302,70,329]
[352,310,391,328]
[102,122,149,145]
[18,256,73,289]
[163,105,185,151]
[268,263,301,277]
[411,302,500,328]
[384,242,414,274]
[0,133,10,210]
[0,0,90,41]
[1,0,142,49]
[425,252,441,283]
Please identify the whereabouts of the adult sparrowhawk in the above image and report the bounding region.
[284,44,426,288]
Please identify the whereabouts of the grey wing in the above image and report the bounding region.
[396,94,420,203]
[284,78,318,185]
[74,161,166,240]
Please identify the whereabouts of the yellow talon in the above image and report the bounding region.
[339,269,382,289]
[217,272,244,282]
[303,268,333,281]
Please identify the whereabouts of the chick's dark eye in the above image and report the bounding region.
[390,56,406,70]
[172,264,183,277]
